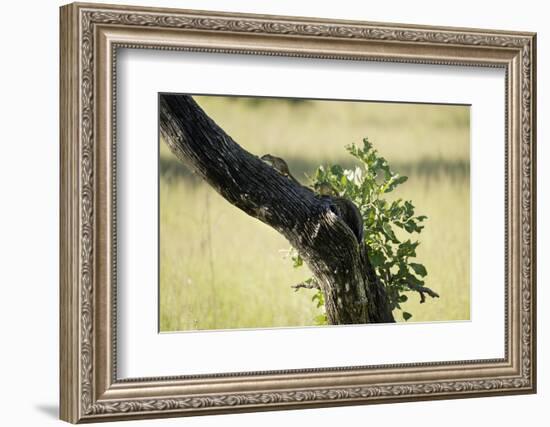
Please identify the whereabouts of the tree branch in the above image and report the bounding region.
[159,94,395,324]
[408,284,440,304]
[291,279,321,292]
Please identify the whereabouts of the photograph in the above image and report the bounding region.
[158,94,471,332]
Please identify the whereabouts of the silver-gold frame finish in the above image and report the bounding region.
[60,2,537,423]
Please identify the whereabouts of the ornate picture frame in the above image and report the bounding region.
[60,2,536,423]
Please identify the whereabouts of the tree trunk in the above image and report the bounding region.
[159,94,395,324]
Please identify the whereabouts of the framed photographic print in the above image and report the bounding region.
[59,2,537,423]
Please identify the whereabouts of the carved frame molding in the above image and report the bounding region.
[60,2,536,423]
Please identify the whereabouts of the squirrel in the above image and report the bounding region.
[260,153,364,244]
[260,154,303,187]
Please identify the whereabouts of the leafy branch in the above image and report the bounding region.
[291,138,439,323]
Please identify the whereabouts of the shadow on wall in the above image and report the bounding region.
[35,404,58,419]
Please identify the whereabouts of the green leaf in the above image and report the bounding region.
[404,220,418,233]
[330,164,344,176]
[403,312,412,321]
[403,200,415,219]
[292,254,303,268]
[369,250,385,268]
[398,294,408,303]
[366,208,376,226]
[388,175,408,192]
[311,290,325,308]
[406,273,424,287]
[410,263,428,277]
[382,223,399,243]
[314,314,328,325]
[397,240,419,257]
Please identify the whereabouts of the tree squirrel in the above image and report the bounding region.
[260,154,302,186]
[260,154,364,244]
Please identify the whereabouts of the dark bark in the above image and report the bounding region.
[159,94,395,324]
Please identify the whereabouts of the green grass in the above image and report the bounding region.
[159,96,470,331]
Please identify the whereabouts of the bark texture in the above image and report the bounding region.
[159,94,395,324]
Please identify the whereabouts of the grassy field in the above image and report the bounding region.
[159,96,470,332]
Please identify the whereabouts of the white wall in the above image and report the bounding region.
[0,0,545,426]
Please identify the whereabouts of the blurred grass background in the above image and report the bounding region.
[159,95,470,332]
